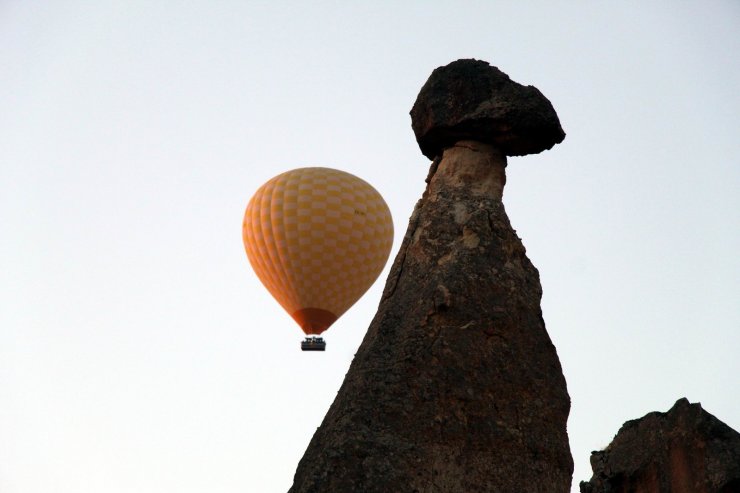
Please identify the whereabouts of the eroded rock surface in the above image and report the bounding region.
[580,398,740,493]
[290,60,571,492]
[289,141,572,492]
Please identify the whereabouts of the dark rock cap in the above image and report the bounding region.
[410,59,565,160]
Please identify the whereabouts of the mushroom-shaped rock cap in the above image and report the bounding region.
[411,59,565,160]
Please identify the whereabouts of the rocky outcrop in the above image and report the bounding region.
[289,60,571,492]
[580,398,740,493]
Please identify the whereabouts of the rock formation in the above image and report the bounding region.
[289,59,572,492]
[580,398,740,493]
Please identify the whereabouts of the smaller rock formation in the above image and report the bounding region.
[580,398,740,493]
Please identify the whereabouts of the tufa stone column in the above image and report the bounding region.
[289,59,572,492]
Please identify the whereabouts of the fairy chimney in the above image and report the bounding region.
[289,59,572,492]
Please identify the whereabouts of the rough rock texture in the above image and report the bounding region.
[580,398,740,493]
[410,59,565,160]
[289,140,572,492]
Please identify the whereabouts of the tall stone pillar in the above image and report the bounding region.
[290,59,572,492]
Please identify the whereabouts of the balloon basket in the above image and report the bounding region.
[301,337,326,351]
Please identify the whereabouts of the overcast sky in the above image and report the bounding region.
[1,2,738,492]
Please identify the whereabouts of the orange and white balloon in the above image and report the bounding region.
[242,167,394,336]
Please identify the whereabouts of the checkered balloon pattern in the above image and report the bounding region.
[243,167,394,335]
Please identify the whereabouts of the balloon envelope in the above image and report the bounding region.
[242,167,394,335]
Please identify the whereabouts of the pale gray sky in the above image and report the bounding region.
[1,2,738,492]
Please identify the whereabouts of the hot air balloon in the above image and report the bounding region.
[242,167,394,351]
